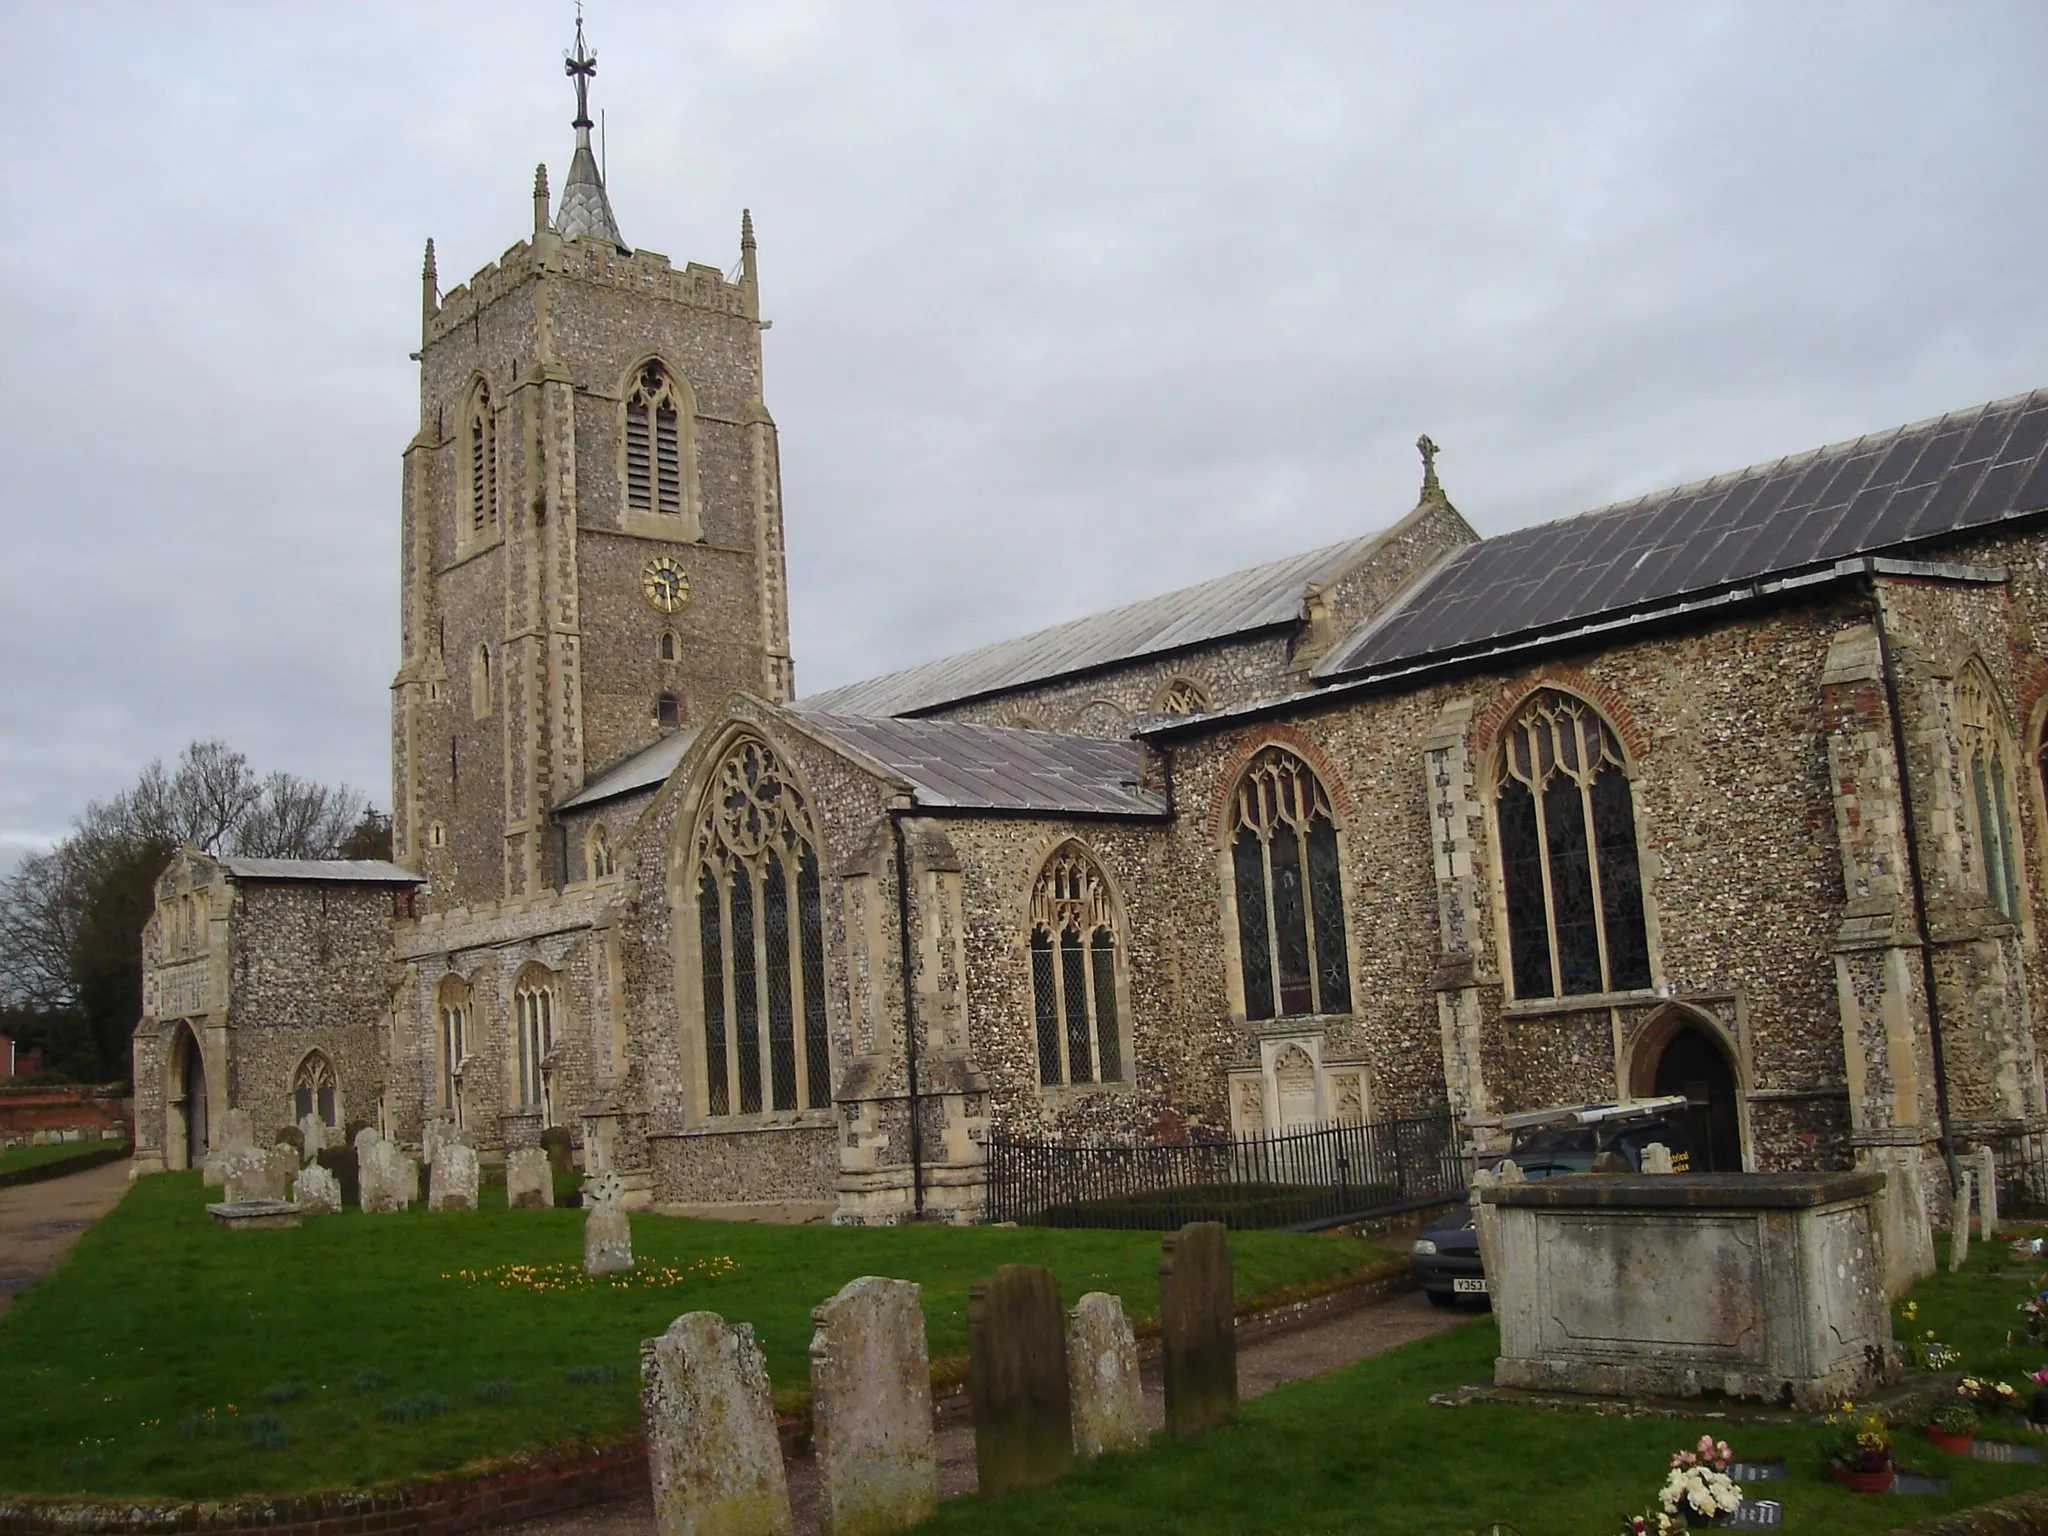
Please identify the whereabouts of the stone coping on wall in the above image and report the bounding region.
[1483,1171,1886,1209]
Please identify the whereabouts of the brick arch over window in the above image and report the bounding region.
[1492,687,1652,1000]
[682,736,832,1119]
[1026,840,1129,1087]
[1472,665,1652,766]
[1223,746,1353,1021]
[1204,725,1358,842]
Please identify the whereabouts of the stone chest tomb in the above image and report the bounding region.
[1482,1171,1893,1411]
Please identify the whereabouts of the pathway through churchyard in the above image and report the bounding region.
[0,1156,132,1317]
[509,1285,1470,1536]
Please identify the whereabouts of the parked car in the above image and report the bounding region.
[1409,1098,1695,1306]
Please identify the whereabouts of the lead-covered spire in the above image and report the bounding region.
[552,13,627,250]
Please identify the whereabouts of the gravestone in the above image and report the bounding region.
[222,1143,290,1204]
[1067,1291,1146,1459]
[1978,1144,1999,1240]
[202,1108,255,1187]
[584,1172,634,1274]
[967,1263,1073,1496]
[428,1140,479,1212]
[298,1114,328,1163]
[809,1276,937,1535]
[641,1311,792,1536]
[541,1124,575,1182]
[506,1146,554,1209]
[1640,1141,1674,1174]
[274,1125,305,1161]
[1949,1172,1973,1273]
[1160,1222,1237,1439]
[315,1145,359,1207]
[293,1161,342,1214]
[359,1132,419,1214]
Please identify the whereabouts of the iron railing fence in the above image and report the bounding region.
[1970,1131,2048,1217]
[984,1111,1469,1231]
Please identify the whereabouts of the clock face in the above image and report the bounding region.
[641,557,690,614]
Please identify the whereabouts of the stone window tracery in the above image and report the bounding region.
[1157,677,1212,716]
[692,741,832,1118]
[465,382,497,539]
[1027,843,1126,1086]
[292,1050,339,1127]
[1494,689,1651,999]
[1956,666,2023,920]
[624,362,684,517]
[436,976,469,1127]
[588,823,616,879]
[513,970,558,1125]
[1228,748,1352,1020]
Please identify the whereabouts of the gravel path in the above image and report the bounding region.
[506,1287,1472,1536]
[0,1156,133,1317]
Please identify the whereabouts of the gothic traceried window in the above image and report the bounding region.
[692,741,832,1118]
[1157,677,1212,716]
[436,977,469,1126]
[292,1050,339,1127]
[1028,844,1127,1086]
[513,971,558,1124]
[1228,748,1352,1021]
[1956,665,2024,921]
[1495,689,1651,1000]
[588,824,616,879]
[466,382,497,538]
[624,361,685,517]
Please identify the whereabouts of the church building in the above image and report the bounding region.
[133,24,2048,1242]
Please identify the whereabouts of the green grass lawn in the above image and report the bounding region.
[904,1232,2048,1536]
[0,1170,1391,1501]
[0,1140,124,1180]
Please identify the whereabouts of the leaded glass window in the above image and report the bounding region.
[624,362,684,516]
[1495,690,1651,999]
[293,1050,339,1127]
[1228,749,1351,1020]
[514,973,557,1123]
[692,741,834,1118]
[436,978,469,1126]
[1956,666,2024,920]
[1028,844,1127,1085]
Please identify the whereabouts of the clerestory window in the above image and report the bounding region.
[1028,843,1126,1086]
[692,741,832,1118]
[624,362,685,517]
[1495,689,1651,999]
[1228,748,1352,1020]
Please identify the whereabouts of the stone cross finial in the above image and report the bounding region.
[1418,434,1442,499]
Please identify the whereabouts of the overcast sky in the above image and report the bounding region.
[3,0,2044,863]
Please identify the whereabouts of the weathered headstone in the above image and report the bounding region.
[541,1124,575,1183]
[359,1133,419,1215]
[1160,1221,1236,1439]
[506,1146,554,1209]
[315,1145,359,1207]
[1977,1144,1999,1240]
[1949,1172,1973,1273]
[222,1142,292,1204]
[293,1161,342,1214]
[202,1107,255,1187]
[274,1125,305,1161]
[428,1141,479,1212]
[967,1263,1073,1497]
[810,1276,937,1536]
[422,1117,454,1173]
[1640,1141,1675,1174]
[298,1114,328,1163]
[584,1172,634,1274]
[1067,1291,1146,1459]
[641,1311,792,1536]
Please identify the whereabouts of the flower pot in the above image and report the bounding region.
[1830,1462,1896,1493]
[1925,1426,1976,1454]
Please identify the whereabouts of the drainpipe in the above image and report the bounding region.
[1866,570,1963,1196]
[889,809,926,1219]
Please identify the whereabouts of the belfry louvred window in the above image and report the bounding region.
[1495,690,1651,1000]
[693,741,832,1118]
[467,383,497,535]
[1028,844,1125,1086]
[1228,748,1351,1021]
[624,362,684,516]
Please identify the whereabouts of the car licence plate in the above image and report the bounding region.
[1453,1278,1489,1294]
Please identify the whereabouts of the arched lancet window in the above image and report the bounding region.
[292,1051,339,1128]
[471,644,492,720]
[1158,677,1212,716]
[435,976,469,1127]
[466,382,497,537]
[1228,748,1352,1021]
[658,629,679,663]
[588,823,615,879]
[692,740,832,1117]
[1028,843,1126,1086]
[513,970,558,1124]
[624,361,684,516]
[1495,689,1651,999]
[1956,665,2023,920]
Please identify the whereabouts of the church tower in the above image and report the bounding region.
[391,18,793,909]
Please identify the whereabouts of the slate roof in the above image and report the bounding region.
[554,143,626,249]
[555,728,701,812]
[218,858,418,884]
[1319,388,2048,679]
[800,713,1167,817]
[797,530,1399,718]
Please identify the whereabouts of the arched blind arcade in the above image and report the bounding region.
[694,741,832,1117]
[624,362,684,517]
[1495,690,1651,999]
[1228,749,1351,1021]
[1028,844,1124,1086]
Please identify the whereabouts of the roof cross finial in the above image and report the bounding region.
[566,6,597,135]
[1417,433,1442,499]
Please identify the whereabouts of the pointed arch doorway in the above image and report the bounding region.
[1630,1010,1743,1172]
[171,1024,208,1169]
